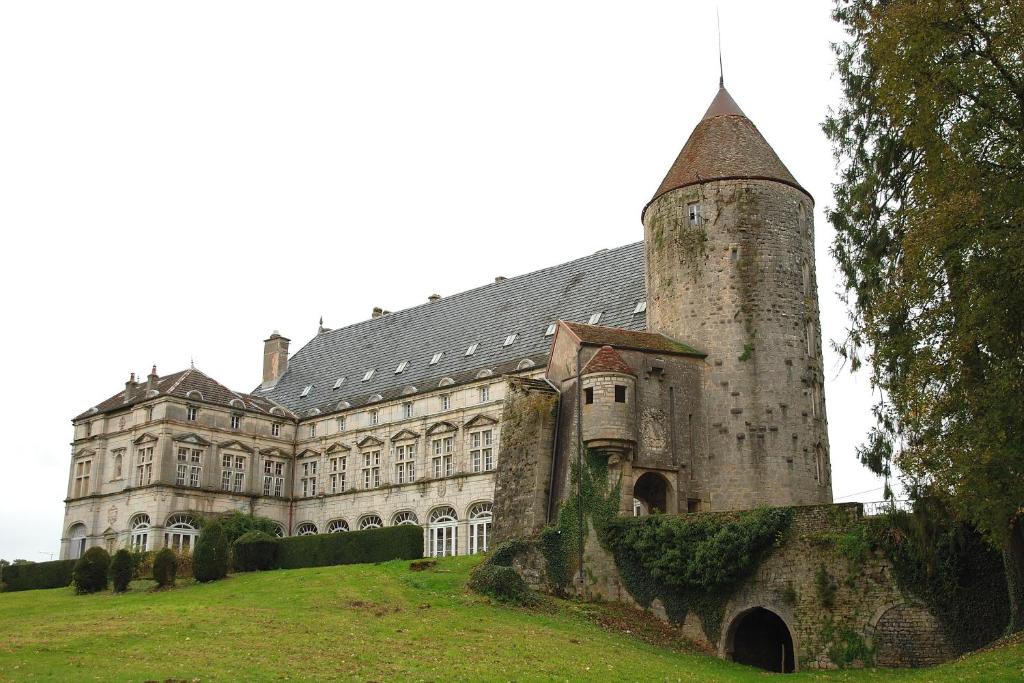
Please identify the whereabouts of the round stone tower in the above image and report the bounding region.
[642,84,831,510]
[580,345,637,458]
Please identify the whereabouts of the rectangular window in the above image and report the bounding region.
[177,447,203,487]
[230,415,240,430]
[687,201,701,225]
[441,394,451,411]
[309,423,317,438]
[73,460,92,497]
[479,386,490,403]
[403,402,413,419]
[271,423,281,437]
[545,323,556,336]
[432,454,453,478]
[362,369,375,381]
[503,334,517,346]
[395,361,409,374]
[633,300,647,314]
[361,450,380,488]
[333,376,345,389]
[263,459,285,497]
[394,444,416,484]
[470,430,494,472]
[370,410,379,426]
[300,460,318,497]
[336,416,346,432]
[584,387,594,404]
[135,447,153,486]
[300,385,312,397]
[614,385,627,403]
[221,454,245,492]
[186,406,198,421]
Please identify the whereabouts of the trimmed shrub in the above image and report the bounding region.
[232,530,279,572]
[218,511,282,546]
[110,549,134,593]
[193,521,229,582]
[153,548,177,588]
[0,559,76,592]
[73,547,110,594]
[276,525,422,569]
[468,564,537,605]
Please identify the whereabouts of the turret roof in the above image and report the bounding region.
[581,345,635,376]
[643,85,809,218]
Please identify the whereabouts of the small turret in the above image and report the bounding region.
[580,346,637,457]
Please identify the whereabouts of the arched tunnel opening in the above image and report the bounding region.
[632,472,669,514]
[729,607,795,673]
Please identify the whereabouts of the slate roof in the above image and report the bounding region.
[261,242,649,414]
[76,367,286,421]
[562,322,705,357]
[581,345,636,376]
[643,85,808,219]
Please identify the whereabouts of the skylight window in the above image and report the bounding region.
[362,369,375,382]
[588,312,603,325]
[395,361,409,374]
[332,377,346,390]
[503,334,518,347]
[300,385,312,398]
[430,352,443,365]
[545,323,556,337]
[466,343,479,356]
[633,301,647,314]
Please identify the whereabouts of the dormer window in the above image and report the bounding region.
[633,301,647,314]
[362,369,375,382]
[430,352,443,365]
[466,343,478,356]
[588,312,603,325]
[503,334,518,347]
[300,385,312,398]
[333,377,346,390]
[687,201,701,225]
[545,323,556,337]
[395,361,409,374]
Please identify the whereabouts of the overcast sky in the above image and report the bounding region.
[0,1,887,561]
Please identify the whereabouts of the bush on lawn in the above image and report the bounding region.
[0,559,76,592]
[468,564,537,605]
[193,521,229,582]
[73,547,110,594]
[276,525,422,569]
[232,530,279,572]
[153,548,178,588]
[110,549,134,592]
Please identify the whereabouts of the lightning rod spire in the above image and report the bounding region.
[717,7,724,88]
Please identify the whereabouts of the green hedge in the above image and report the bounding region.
[276,525,423,569]
[1,559,76,592]
[233,530,279,572]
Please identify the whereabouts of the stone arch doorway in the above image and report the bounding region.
[633,472,669,514]
[726,607,795,673]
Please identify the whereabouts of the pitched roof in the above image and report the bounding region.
[76,367,286,421]
[643,85,808,219]
[260,242,649,414]
[562,322,704,357]
[581,345,635,376]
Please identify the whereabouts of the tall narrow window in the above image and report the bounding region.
[176,447,203,487]
[369,409,379,426]
[403,402,414,419]
[441,394,451,411]
[309,423,317,438]
[300,460,318,497]
[431,436,454,478]
[394,443,416,484]
[263,460,285,497]
[588,312,603,325]
[329,456,347,493]
[73,460,92,497]
[221,454,246,492]
[687,201,701,225]
[468,502,493,554]
[614,385,627,403]
[135,446,153,486]
[584,387,594,404]
[230,415,241,430]
[470,430,494,472]
[478,386,490,403]
[430,352,443,365]
[428,507,458,557]
[186,406,198,421]
[362,450,381,488]
[271,423,281,437]
[112,450,124,479]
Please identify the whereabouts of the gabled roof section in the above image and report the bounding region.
[581,345,635,376]
[75,367,287,421]
[562,322,705,357]
[644,85,809,219]
[261,242,647,414]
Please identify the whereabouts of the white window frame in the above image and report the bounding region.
[362,450,380,489]
[478,385,490,403]
[362,369,375,381]
[430,352,443,365]
[588,312,603,325]
[164,514,199,553]
[136,446,154,486]
[358,514,383,530]
[263,459,285,497]
[300,460,318,497]
[130,514,151,551]
[687,201,701,225]
[465,343,478,356]
[403,402,414,419]
[470,429,494,473]
[220,453,246,493]
[271,423,281,437]
[296,522,318,536]
[392,511,418,526]
[327,519,349,533]
[468,502,493,555]
[441,394,451,411]
[395,360,409,374]
[186,406,198,421]
[175,447,203,488]
[428,507,458,557]
[503,334,517,346]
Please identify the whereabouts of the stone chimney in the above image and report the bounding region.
[262,331,290,386]
[124,372,139,401]
[428,294,441,302]
[372,307,383,318]
[495,276,507,283]
[146,365,158,391]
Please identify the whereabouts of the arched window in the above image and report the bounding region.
[467,502,492,554]
[327,519,349,533]
[164,514,199,553]
[296,522,318,536]
[428,506,458,557]
[129,513,151,551]
[392,511,418,526]
[358,514,383,530]
[67,523,87,560]
[272,524,285,538]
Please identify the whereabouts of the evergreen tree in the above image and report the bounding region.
[193,520,229,582]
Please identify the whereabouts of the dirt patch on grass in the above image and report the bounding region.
[409,560,437,572]
[577,601,709,654]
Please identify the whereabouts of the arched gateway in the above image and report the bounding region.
[725,607,795,673]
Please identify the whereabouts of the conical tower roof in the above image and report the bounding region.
[643,85,809,219]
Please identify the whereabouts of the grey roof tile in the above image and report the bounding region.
[262,241,647,413]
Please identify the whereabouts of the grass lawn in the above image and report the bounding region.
[0,555,1021,682]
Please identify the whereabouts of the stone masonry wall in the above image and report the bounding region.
[644,180,831,510]
[491,378,558,544]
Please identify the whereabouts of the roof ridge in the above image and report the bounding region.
[165,368,193,395]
